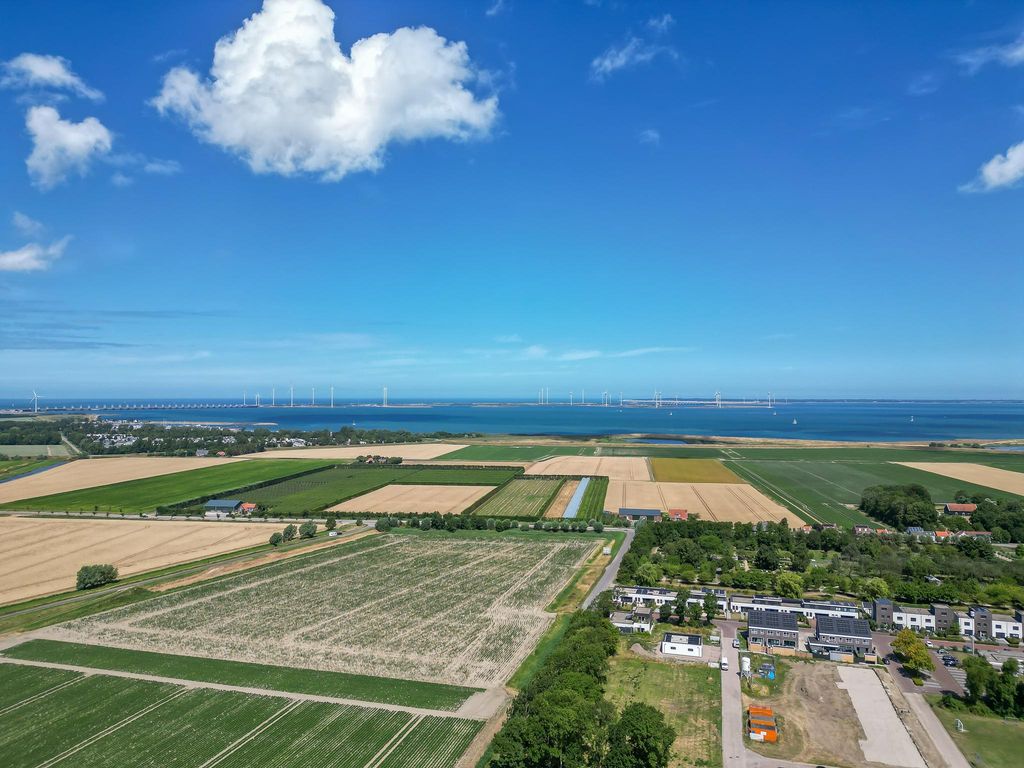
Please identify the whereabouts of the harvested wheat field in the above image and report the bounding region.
[0,456,245,505]
[248,443,467,460]
[896,462,1024,496]
[526,455,651,481]
[328,484,493,515]
[545,480,580,518]
[605,480,801,525]
[0,516,281,604]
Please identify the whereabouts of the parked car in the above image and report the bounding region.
[732,638,740,648]
[925,640,934,648]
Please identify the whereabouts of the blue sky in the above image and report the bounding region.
[1,0,1023,400]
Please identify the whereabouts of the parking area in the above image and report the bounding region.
[872,632,965,697]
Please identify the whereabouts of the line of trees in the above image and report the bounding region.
[76,563,118,590]
[491,611,674,768]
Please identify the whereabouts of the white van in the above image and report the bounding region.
[720,657,729,671]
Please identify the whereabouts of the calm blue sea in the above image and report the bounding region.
[8,399,1024,442]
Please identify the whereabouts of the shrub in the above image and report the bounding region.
[269,532,283,546]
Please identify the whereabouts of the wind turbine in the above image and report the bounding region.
[330,386,334,408]
[311,387,316,406]
[290,384,294,407]
[31,390,40,413]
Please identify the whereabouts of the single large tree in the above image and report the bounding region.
[702,593,718,624]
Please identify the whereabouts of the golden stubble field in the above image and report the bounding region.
[0,456,246,505]
[525,456,651,481]
[328,484,494,515]
[605,480,802,525]
[0,516,283,604]
[896,462,1024,496]
[247,443,467,460]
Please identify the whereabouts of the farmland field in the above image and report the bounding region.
[0,663,81,710]
[578,475,608,519]
[0,459,329,512]
[0,663,483,768]
[437,444,595,461]
[249,443,467,460]
[0,456,63,481]
[5,639,475,710]
[0,516,286,604]
[0,443,70,457]
[472,478,564,518]
[329,483,495,515]
[606,655,722,768]
[650,458,741,483]
[0,456,248,505]
[897,462,1024,496]
[604,480,803,525]
[726,458,1023,527]
[46,532,596,689]
[526,455,651,480]
[242,465,518,515]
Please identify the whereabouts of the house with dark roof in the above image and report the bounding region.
[943,503,977,516]
[746,609,799,649]
[617,508,662,523]
[661,632,703,658]
[810,616,873,656]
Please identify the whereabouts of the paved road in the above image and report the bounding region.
[902,693,970,768]
[873,633,964,697]
[582,526,634,608]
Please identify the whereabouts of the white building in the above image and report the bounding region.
[729,594,860,621]
[661,632,703,658]
[610,608,654,634]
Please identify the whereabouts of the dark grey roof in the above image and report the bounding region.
[816,615,871,639]
[205,499,241,508]
[747,609,798,632]
[664,633,702,645]
[618,508,662,517]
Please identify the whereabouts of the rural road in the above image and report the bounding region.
[0,655,497,720]
[582,526,634,609]
[903,692,970,768]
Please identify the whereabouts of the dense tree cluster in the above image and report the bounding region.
[492,612,674,768]
[0,420,64,445]
[955,656,1024,718]
[859,484,939,531]
[75,563,118,590]
[620,518,1024,609]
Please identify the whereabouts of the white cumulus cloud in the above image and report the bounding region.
[961,139,1024,192]
[0,235,70,272]
[152,0,498,181]
[25,106,113,190]
[1,53,103,101]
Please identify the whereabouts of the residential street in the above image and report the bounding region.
[582,526,634,608]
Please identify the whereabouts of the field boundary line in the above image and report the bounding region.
[363,713,424,768]
[34,687,189,768]
[0,674,86,716]
[725,462,822,525]
[197,698,302,768]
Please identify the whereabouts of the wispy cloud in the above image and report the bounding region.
[1,53,103,101]
[638,128,660,145]
[0,235,70,272]
[960,139,1024,193]
[558,350,602,361]
[610,346,695,358]
[517,344,692,362]
[646,14,675,34]
[591,37,677,81]
[12,212,44,237]
[829,105,891,131]
[907,72,939,96]
[485,0,507,17]
[495,334,522,343]
[957,32,1024,74]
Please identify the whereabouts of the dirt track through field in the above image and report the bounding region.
[327,484,493,515]
[0,457,246,504]
[0,517,283,603]
[526,456,651,480]
[896,462,1024,496]
[604,480,801,524]
[248,444,466,460]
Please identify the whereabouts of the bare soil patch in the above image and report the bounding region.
[248,443,467,460]
[544,480,580,519]
[0,456,245,505]
[896,462,1024,496]
[0,516,282,604]
[327,484,493,515]
[604,481,801,524]
[526,456,651,481]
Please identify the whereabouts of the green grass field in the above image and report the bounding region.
[596,445,725,458]
[578,475,608,520]
[4,640,479,710]
[0,459,332,513]
[930,698,1024,768]
[472,478,564,518]
[0,664,481,768]
[605,654,722,768]
[0,456,63,481]
[728,457,1022,527]
[651,458,742,483]
[437,444,595,461]
[242,465,519,514]
[0,444,70,457]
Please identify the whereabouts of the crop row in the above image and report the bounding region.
[472,479,564,518]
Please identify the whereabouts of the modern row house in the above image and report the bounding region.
[610,607,654,634]
[873,599,1024,640]
[747,609,799,649]
[615,586,728,613]
[729,594,861,621]
[809,616,873,657]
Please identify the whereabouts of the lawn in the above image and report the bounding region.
[605,654,722,768]
[472,478,564,518]
[0,459,331,513]
[4,639,478,710]
[437,445,595,461]
[0,444,69,457]
[651,458,742,483]
[727,457,1021,527]
[930,698,1024,768]
[0,457,63,481]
